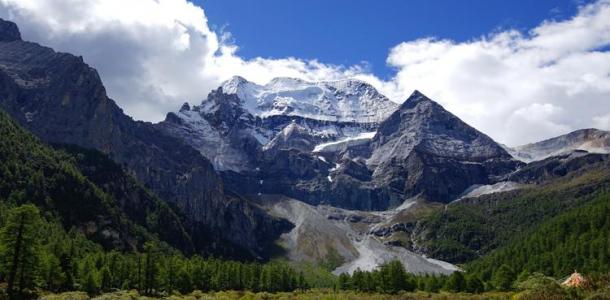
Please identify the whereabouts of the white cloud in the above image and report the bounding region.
[0,0,368,121]
[384,0,610,145]
[594,113,610,129]
[0,0,609,145]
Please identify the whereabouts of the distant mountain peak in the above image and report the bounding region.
[180,102,191,112]
[0,19,21,42]
[508,128,610,162]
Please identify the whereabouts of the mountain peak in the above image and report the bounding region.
[401,90,436,109]
[220,75,250,94]
[180,102,191,112]
[0,19,22,42]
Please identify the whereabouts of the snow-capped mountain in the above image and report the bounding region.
[159,76,397,172]
[507,128,610,162]
[220,76,398,123]
[158,77,523,274]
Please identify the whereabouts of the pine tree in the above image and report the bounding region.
[424,276,441,292]
[177,264,192,294]
[351,268,365,291]
[385,260,407,293]
[41,253,64,292]
[492,264,515,291]
[444,271,466,292]
[143,242,159,295]
[100,265,112,292]
[466,274,484,293]
[338,273,351,290]
[80,257,100,295]
[0,204,42,299]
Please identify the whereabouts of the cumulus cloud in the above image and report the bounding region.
[383,0,610,145]
[0,0,609,145]
[0,0,369,121]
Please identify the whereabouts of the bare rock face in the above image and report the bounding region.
[0,18,290,258]
[506,150,610,183]
[368,91,522,202]
[0,19,20,42]
[164,77,523,210]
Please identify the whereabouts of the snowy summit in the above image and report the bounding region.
[220,76,398,123]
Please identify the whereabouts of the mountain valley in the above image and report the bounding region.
[0,16,609,298]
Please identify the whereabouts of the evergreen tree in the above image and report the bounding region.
[142,242,159,295]
[466,274,484,293]
[444,271,466,292]
[337,273,351,290]
[492,264,515,291]
[424,275,442,293]
[386,261,407,293]
[40,253,64,292]
[0,204,42,299]
[100,266,112,292]
[176,265,192,294]
[80,258,100,295]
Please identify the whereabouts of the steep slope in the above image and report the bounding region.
[411,154,610,263]
[0,19,289,258]
[0,109,191,251]
[467,189,610,279]
[368,91,521,202]
[506,150,610,183]
[507,128,610,162]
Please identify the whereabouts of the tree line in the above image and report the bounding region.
[0,203,520,298]
[0,204,310,298]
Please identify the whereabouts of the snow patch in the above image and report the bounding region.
[313,131,376,153]
[458,181,523,200]
[507,129,610,162]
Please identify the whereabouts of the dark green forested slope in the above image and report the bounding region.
[0,109,192,251]
[414,165,610,263]
[467,189,610,281]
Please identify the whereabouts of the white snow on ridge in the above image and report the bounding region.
[506,129,610,163]
[458,181,523,200]
[221,76,398,123]
[313,131,376,153]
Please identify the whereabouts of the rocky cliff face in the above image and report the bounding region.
[506,150,610,183]
[0,19,290,258]
[367,91,522,202]
[166,82,521,210]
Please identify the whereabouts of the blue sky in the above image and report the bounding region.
[200,0,590,78]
